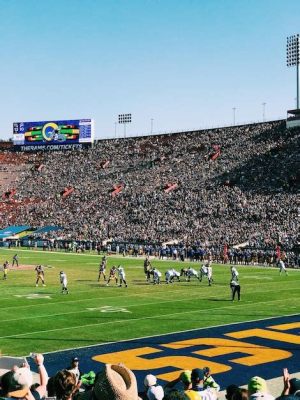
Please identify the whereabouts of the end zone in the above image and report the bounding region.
[30,314,300,391]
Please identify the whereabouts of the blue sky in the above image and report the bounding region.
[0,0,299,140]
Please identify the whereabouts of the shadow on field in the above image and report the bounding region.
[207,298,232,302]
[87,283,113,288]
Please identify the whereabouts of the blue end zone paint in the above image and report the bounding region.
[30,314,300,391]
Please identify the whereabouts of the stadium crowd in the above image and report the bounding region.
[0,120,299,250]
[0,353,299,400]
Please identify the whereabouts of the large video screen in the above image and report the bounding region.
[13,119,94,151]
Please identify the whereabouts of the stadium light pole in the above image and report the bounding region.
[118,114,132,138]
[286,34,300,109]
[232,107,236,126]
[262,102,266,122]
[150,118,154,134]
[114,122,117,138]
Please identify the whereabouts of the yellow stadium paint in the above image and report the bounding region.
[92,333,292,381]
[45,315,300,388]
[162,337,291,366]
[227,328,300,344]
[267,322,300,331]
[93,346,230,381]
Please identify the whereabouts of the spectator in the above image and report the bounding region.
[66,357,81,384]
[164,370,194,398]
[76,363,141,400]
[225,384,240,400]
[248,376,274,400]
[140,374,156,399]
[289,379,300,397]
[0,121,299,251]
[0,354,48,400]
[203,367,220,391]
[140,374,164,400]
[186,368,217,400]
[53,370,77,400]
[281,368,300,398]
[147,385,164,400]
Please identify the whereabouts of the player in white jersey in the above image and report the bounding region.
[152,268,162,284]
[199,264,208,282]
[60,271,69,294]
[278,259,288,276]
[230,278,241,301]
[117,265,128,287]
[165,269,173,284]
[207,265,213,286]
[172,268,180,280]
[231,265,239,281]
[186,267,199,282]
[165,268,180,284]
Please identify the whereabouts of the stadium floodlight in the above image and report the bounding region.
[118,113,132,138]
[262,102,266,122]
[286,34,300,109]
[150,118,154,134]
[232,107,236,126]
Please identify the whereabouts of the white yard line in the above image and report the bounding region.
[0,298,299,340]
[0,280,299,310]
[0,294,224,322]
[0,275,299,300]
[0,283,299,310]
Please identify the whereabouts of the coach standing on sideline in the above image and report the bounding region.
[230,278,241,301]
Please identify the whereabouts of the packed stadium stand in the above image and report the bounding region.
[0,120,299,250]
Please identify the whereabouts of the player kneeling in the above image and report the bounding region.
[152,268,162,284]
[186,267,199,282]
[180,268,188,278]
[165,268,180,284]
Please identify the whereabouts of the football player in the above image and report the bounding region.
[35,265,46,287]
[60,271,69,294]
[117,265,128,287]
[106,265,118,286]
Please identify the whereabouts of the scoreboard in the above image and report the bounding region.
[13,119,94,151]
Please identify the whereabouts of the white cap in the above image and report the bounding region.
[144,374,157,387]
[147,385,164,400]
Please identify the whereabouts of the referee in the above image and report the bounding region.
[230,278,241,301]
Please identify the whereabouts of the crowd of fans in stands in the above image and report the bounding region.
[0,353,299,400]
[0,120,299,250]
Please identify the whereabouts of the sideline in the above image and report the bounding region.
[1,247,298,270]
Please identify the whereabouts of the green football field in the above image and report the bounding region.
[0,248,299,357]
